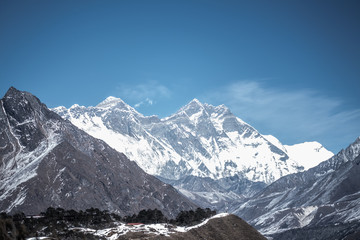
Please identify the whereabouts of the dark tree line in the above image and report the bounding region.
[40,207,120,225]
[123,207,216,226]
[171,207,216,226]
[0,207,119,239]
[0,207,216,239]
[123,208,166,224]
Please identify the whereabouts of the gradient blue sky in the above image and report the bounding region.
[1,0,359,153]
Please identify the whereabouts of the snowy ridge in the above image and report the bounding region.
[284,141,334,170]
[263,135,334,170]
[53,97,332,184]
[262,135,287,152]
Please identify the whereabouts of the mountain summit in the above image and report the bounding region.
[96,96,129,109]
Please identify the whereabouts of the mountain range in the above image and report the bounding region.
[53,97,333,184]
[53,95,333,213]
[52,94,360,238]
[0,87,195,217]
[2,87,359,238]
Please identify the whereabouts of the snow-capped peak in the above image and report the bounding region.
[262,136,334,170]
[52,106,67,111]
[182,98,204,111]
[96,96,126,108]
[189,98,202,105]
[168,98,207,121]
[214,104,229,111]
[284,141,334,170]
[70,104,82,109]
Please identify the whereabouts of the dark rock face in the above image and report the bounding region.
[234,137,360,236]
[0,87,196,217]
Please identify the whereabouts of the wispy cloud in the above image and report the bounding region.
[117,81,170,108]
[205,80,360,152]
[134,98,154,108]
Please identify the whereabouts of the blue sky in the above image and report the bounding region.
[1,0,359,153]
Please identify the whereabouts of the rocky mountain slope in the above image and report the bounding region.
[53,97,333,184]
[0,87,196,217]
[158,175,266,213]
[234,137,360,237]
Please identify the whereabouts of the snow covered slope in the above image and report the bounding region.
[53,97,332,184]
[284,141,334,170]
[263,135,334,170]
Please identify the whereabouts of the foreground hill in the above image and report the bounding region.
[61,213,266,240]
[0,210,266,240]
[157,214,266,240]
[0,87,196,217]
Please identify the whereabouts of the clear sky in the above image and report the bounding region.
[1,0,359,153]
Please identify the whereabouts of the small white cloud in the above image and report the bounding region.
[146,98,153,105]
[117,81,170,108]
[134,98,154,108]
[134,102,143,108]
